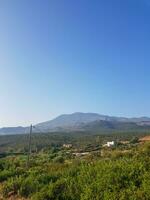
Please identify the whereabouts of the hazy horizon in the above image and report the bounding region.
[1,0,150,126]
[1,112,150,128]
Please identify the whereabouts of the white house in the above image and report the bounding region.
[63,144,72,148]
[103,141,115,147]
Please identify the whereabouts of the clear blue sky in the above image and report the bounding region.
[0,0,150,126]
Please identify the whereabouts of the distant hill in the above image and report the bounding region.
[82,120,150,132]
[0,127,28,135]
[0,112,150,135]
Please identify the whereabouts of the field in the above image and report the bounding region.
[0,131,150,199]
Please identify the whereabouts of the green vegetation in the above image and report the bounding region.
[0,132,150,199]
[0,130,148,153]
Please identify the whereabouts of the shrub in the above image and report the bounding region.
[2,176,22,197]
[53,156,64,163]
[19,176,40,197]
[0,170,16,182]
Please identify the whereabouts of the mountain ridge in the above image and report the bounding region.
[0,112,150,135]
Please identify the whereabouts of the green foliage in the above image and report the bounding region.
[53,156,64,163]
[0,131,149,153]
[1,140,150,199]
[2,176,22,197]
[130,137,139,144]
[0,169,16,182]
[19,176,40,197]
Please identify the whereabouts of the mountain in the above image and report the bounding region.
[0,112,150,135]
[0,127,28,135]
[36,112,150,130]
[82,120,149,132]
[36,112,108,130]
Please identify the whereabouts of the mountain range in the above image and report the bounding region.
[0,112,150,135]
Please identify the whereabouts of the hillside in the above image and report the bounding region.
[0,112,150,135]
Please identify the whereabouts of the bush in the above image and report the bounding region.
[19,176,40,197]
[53,156,64,163]
[2,176,22,197]
[0,170,16,182]
[32,179,67,200]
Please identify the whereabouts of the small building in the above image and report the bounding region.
[63,144,72,148]
[103,141,115,147]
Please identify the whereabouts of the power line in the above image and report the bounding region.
[26,125,46,168]
[26,124,32,168]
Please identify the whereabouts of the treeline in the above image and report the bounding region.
[0,130,149,153]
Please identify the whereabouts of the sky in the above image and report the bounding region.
[0,0,150,127]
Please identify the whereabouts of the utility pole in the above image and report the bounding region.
[26,124,32,168]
